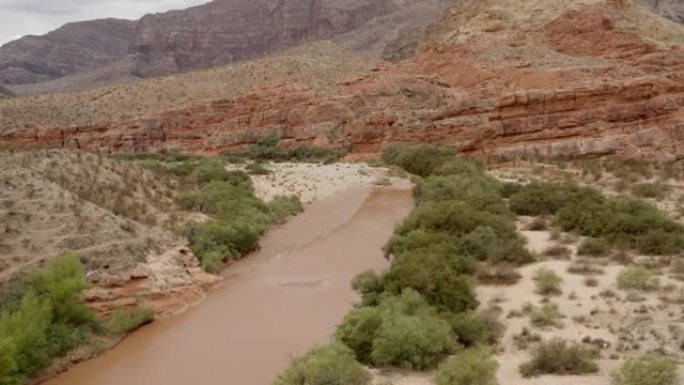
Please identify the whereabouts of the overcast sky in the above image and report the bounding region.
[0,0,210,46]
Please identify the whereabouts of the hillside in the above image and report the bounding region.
[0,149,216,315]
[2,0,683,162]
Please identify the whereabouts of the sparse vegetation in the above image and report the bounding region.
[631,182,671,200]
[529,303,564,328]
[611,355,679,385]
[519,338,599,377]
[382,144,456,178]
[617,265,660,291]
[534,268,563,296]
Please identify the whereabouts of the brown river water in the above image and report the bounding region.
[46,185,413,385]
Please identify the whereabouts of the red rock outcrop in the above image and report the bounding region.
[2,0,684,162]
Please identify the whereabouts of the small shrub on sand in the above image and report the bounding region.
[529,303,564,328]
[611,355,679,385]
[578,238,611,257]
[617,265,660,291]
[519,338,598,377]
[273,342,370,385]
[527,217,548,231]
[436,348,498,385]
[534,268,563,296]
[543,245,572,259]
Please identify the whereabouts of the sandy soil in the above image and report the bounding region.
[477,219,684,385]
[228,162,405,203]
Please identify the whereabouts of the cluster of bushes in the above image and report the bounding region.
[508,182,684,255]
[238,136,347,164]
[125,153,303,272]
[0,254,157,384]
[275,145,508,384]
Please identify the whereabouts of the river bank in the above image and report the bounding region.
[44,179,413,385]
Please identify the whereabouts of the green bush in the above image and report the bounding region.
[371,313,459,370]
[577,238,611,257]
[529,303,563,328]
[335,307,383,363]
[509,183,601,216]
[617,265,660,291]
[106,307,154,335]
[533,268,563,296]
[519,338,598,377]
[268,195,304,224]
[448,308,504,347]
[384,250,478,313]
[185,221,260,272]
[382,144,456,177]
[611,355,679,385]
[0,254,97,383]
[273,342,370,385]
[436,348,498,385]
[351,271,385,307]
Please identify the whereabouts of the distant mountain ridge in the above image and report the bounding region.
[0,0,452,90]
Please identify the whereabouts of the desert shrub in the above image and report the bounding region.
[382,144,456,177]
[268,195,303,224]
[511,182,684,255]
[529,303,563,328]
[185,221,260,272]
[436,348,498,385]
[351,271,385,307]
[273,342,370,385]
[577,238,611,257]
[245,162,272,175]
[448,308,505,347]
[390,201,531,265]
[631,182,671,200]
[0,254,97,383]
[617,265,660,291]
[241,137,346,163]
[384,250,478,313]
[500,182,523,198]
[542,245,572,259]
[519,338,598,377]
[288,144,346,163]
[371,313,458,370]
[533,268,563,296]
[611,355,679,385]
[475,264,522,285]
[509,183,601,216]
[106,307,154,335]
[527,217,548,231]
[247,136,286,160]
[191,159,242,185]
[335,307,383,364]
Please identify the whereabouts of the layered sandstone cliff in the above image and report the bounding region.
[1,0,684,162]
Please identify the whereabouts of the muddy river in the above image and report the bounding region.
[46,185,413,385]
